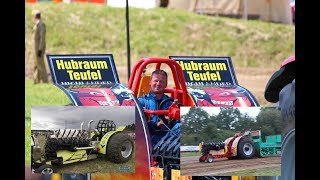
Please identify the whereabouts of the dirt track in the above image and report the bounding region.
[181,156,281,176]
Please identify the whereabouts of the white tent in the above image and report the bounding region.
[168,0,293,24]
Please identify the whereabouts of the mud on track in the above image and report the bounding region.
[181,156,281,176]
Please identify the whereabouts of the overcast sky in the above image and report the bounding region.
[32,106,135,130]
[180,107,262,118]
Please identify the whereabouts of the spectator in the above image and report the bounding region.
[261,55,295,180]
[32,10,48,84]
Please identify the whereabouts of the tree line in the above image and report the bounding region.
[181,107,281,145]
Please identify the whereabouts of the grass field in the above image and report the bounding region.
[181,151,201,157]
[25,2,294,78]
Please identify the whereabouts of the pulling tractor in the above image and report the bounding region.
[31,119,134,174]
[199,130,281,163]
[199,131,255,162]
[42,55,260,179]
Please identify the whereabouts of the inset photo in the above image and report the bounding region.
[31,106,135,174]
[180,106,282,176]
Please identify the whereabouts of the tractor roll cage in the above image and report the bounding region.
[128,57,188,105]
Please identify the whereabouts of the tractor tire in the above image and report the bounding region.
[207,155,214,163]
[106,133,134,163]
[152,133,180,168]
[237,137,256,159]
[153,133,180,157]
[34,164,54,174]
[45,138,90,159]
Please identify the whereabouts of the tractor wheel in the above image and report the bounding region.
[34,164,54,174]
[106,133,134,163]
[237,137,256,159]
[207,155,214,163]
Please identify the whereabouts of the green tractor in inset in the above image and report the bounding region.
[250,130,281,157]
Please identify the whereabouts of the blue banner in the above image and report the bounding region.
[169,56,238,88]
[47,54,119,88]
